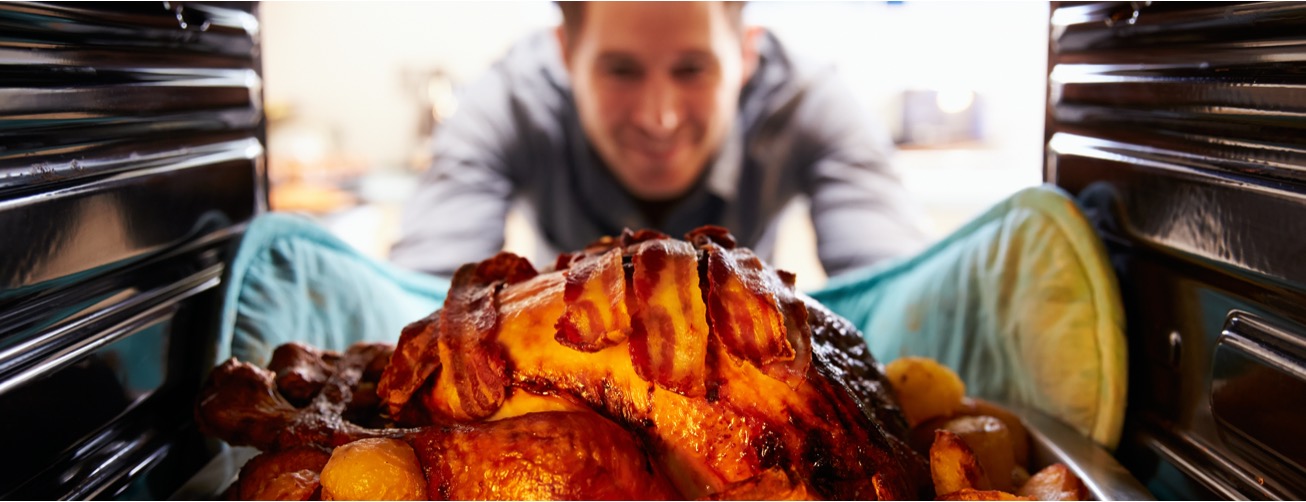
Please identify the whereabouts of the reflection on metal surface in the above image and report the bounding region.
[0,2,265,190]
[1212,313,1306,481]
[1167,330,1182,368]
[0,245,222,353]
[0,2,263,498]
[0,246,228,499]
[167,445,260,501]
[0,136,260,193]
[0,301,176,493]
[1132,429,1250,501]
[1011,404,1155,501]
[1048,1,1306,499]
[1069,194,1306,498]
[1047,1,1306,188]
[1049,134,1306,285]
[0,155,256,292]
[0,263,221,396]
[1052,2,1306,53]
[0,0,264,295]
[0,2,258,55]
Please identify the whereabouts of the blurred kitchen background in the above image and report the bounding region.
[261,1,1049,290]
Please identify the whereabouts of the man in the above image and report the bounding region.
[391,2,929,278]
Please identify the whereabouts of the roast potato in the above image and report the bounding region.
[1016,463,1087,501]
[958,397,1031,469]
[885,356,967,426]
[937,415,1018,492]
[930,429,990,495]
[319,438,426,501]
[888,356,1086,501]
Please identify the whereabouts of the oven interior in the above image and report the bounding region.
[2,1,1305,499]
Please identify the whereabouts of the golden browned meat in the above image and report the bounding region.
[197,343,389,451]
[198,349,672,500]
[410,411,680,500]
[197,226,931,500]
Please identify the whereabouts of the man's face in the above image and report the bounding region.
[562,2,750,201]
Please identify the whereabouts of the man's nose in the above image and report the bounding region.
[633,77,681,138]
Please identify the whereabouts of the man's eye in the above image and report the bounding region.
[672,64,706,80]
[605,65,642,79]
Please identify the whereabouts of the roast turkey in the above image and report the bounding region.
[196,226,931,500]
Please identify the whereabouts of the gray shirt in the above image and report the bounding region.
[390,30,929,278]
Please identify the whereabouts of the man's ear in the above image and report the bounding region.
[555,25,572,69]
[740,25,763,86]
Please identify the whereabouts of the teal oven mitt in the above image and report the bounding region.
[810,185,1127,448]
[216,213,449,368]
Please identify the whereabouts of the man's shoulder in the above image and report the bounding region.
[460,29,575,155]
[752,31,839,94]
[494,30,571,100]
[740,30,845,132]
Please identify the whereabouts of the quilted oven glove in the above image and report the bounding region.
[217,213,449,368]
[811,184,1126,448]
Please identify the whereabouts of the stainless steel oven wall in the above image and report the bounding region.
[0,2,264,499]
[1046,2,1306,499]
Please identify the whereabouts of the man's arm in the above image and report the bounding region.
[389,65,520,277]
[795,71,932,277]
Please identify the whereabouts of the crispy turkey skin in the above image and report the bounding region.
[197,226,930,500]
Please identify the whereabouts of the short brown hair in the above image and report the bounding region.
[556,2,746,47]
